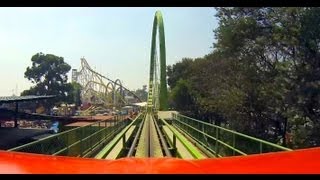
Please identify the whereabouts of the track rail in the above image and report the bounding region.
[153,115,172,157]
[131,112,171,157]
[127,115,145,157]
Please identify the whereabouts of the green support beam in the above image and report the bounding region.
[148,11,168,111]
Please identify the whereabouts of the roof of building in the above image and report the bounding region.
[0,95,56,103]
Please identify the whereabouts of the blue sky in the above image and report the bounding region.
[0,7,218,96]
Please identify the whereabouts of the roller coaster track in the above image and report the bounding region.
[3,11,314,174]
[71,11,175,158]
[137,11,170,157]
[74,57,142,109]
[93,11,171,158]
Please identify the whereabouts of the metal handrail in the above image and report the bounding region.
[173,118,247,156]
[172,113,292,157]
[8,115,128,156]
[160,118,204,159]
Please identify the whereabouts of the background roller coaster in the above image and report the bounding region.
[72,58,142,114]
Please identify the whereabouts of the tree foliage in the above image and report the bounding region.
[167,7,320,149]
[69,82,82,107]
[21,53,75,110]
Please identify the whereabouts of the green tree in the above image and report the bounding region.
[167,58,194,90]
[68,82,82,107]
[213,7,320,147]
[170,79,194,111]
[168,7,320,149]
[21,52,72,111]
